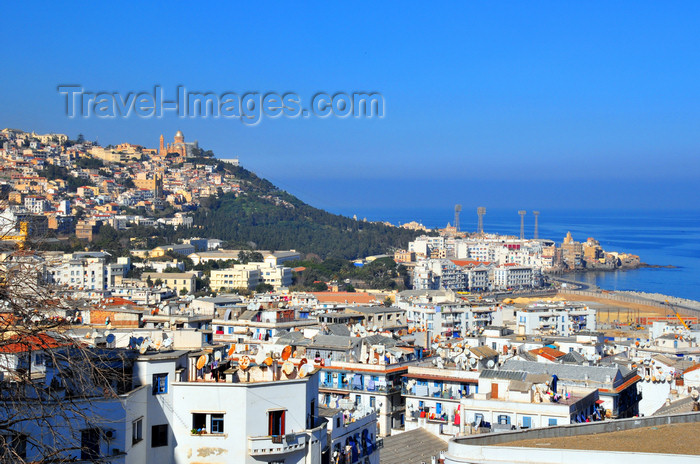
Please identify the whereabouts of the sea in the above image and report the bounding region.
[331,207,700,302]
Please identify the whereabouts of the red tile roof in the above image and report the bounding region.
[451,260,491,267]
[101,297,137,306]
[682,363,700,375]
[599,375,642,394]
[529,346,567,361]
[0,333,68,354]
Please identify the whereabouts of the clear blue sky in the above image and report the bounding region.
[2,2,699,212]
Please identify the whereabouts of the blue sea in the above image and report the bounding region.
[332,207,700,302]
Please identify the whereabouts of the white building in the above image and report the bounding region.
[47,253,130,290]
[516,303,597,337]
[210,262,292,291]
[492,264,533,290]
[320,406,380,464]
[459,368,599,432]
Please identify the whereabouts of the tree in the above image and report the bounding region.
[76,133,85,144]
[383,296,393,307]
[0,210,128,462]
[254,283,273,293]
[180,287,188,295]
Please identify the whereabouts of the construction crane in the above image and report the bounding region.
[666,299,691,331]
[1,222,28,250]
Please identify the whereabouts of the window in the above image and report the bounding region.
[132,418,143,445]
[522,416,532,429]
[355,395,361,406]
[268,410,286,436]
[211,414,224,434]
[151,424,168,447]
[9,433,27,459]
[497,415,510,425]
[81,428,100,460]
[370,396,376,408]
[152,373,168,395]
[475,413,484,426]
[192,413,207,432]
[548,418,557,426]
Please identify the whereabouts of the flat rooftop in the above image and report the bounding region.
[494,422,700,455]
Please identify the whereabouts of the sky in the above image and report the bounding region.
[1,1,699,213]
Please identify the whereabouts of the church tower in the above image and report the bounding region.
[159,134,165,156]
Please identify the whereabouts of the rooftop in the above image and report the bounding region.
[380,427,447,464]
[501,422,700,455]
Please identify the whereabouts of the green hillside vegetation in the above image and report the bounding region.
[190,163,423,259]
[288,256,410,292]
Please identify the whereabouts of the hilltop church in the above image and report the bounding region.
[159,130,198,160]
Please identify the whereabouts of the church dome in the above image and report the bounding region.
[175,130,184,138]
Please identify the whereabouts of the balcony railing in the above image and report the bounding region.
[248,432,308,457]
[320,380,397,393]
[405,410,454,423]
[402,386,469,400]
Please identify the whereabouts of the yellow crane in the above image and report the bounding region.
[666,299,691,331]
[1,222,28,250]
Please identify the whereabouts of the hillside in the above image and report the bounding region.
[190,162,423,259]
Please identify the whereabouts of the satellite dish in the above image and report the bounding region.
[162,338,172,349]
[264,357,274,367]
[106,334,115,344]
[239,356,251,370]
[214,351,221,361]
[228,344,236,357]
[281,345,292,361]
[139,343,148,355]
[196,355,207,370]
[282,360,294,376]
[299,358,308,367]
[299,363,310,378]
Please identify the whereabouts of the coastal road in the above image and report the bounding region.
[548,276,595,291]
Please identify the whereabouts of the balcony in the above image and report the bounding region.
[248,432,308,457]
[320,379,398,394]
